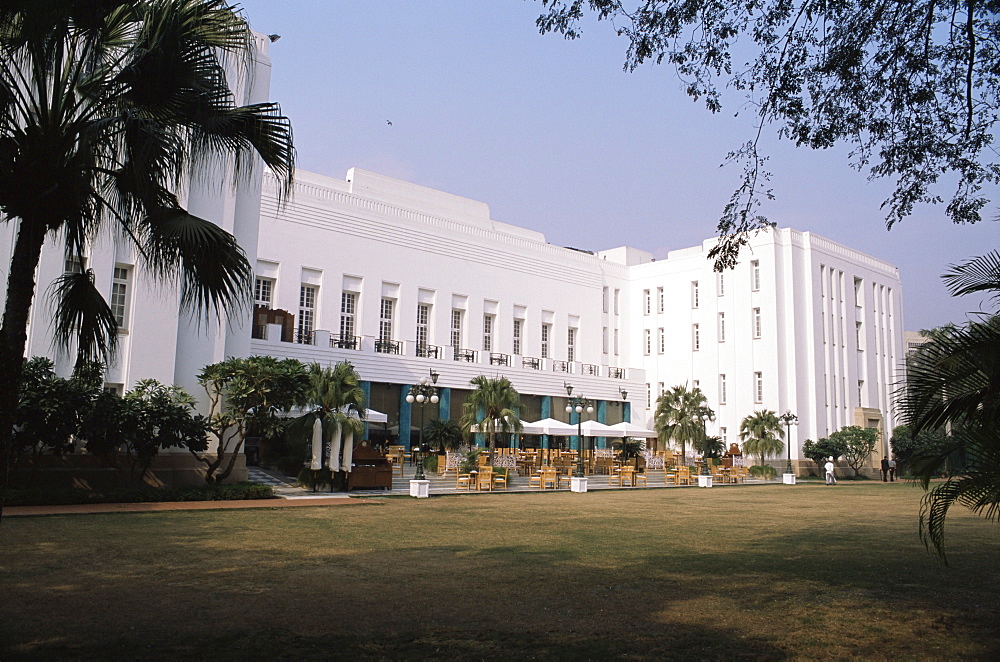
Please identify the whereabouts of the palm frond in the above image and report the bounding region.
[48,268,118,366]
[942,250,1000,308]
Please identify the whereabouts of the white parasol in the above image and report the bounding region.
[310,417,323,470]
[341,428,355,472]
[327,424,342,472]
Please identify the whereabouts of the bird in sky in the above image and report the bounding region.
[386,120,392,126]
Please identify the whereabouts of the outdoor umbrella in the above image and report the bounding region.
[310,417,323,470]
[528,417,579,436]
[579,420,623,437]
[327,424,342,472]
[607,421,658,438]
[342,429,355,472]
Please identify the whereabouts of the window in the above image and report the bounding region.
[298,284,317,341]
[111,266,130,329]
[65,255,85,275]
[692,379,700,389]
[602,287,609,313]
[644,329,651,355]
[751,260,760,291]
[719,374,727,404]
[646,383,651,409]
[858,379,865,405]
[657,287,664,313]
[753,308,761,338]
[643,289,651,315]
[416,303,430,351]
[854,277,863,307]
[717,272,725,296]
[658,328,665,353]
[541,323,550,359]
[513,319,523,355]
[614,289,620,315]
[720,426,727,445]
[856,321,863,350]
[613,328,619,355]
[718,312,726,342]
[692,323,700,351]
[340,292,357,340]
[658,382,665,396]
[254,277,273,307]
[754,372,763,403]
[483,314,494,351]
[691,281,699,308]
[379,297,394,341]
[602,326,608,354]
[567,327,577,362]
[451,309,463,349]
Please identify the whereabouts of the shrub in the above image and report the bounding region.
[749,464,777,480]
[6,482,274,506]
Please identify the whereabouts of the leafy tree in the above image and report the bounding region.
[899,251,1000,560]
[890,425,951,475]
[654,384,713,465]
[739,410,784,466]
[197,356,309,484]
[802,437,847,473]
[693,435,724,460]
[423,418,464,453]
[286,361,366,486]
[830,426,879,477]
[0,1,294,513]
[13,358,101,459]
[459,376,523,463]
[536,1,1000,268]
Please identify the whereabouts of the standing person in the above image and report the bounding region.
[888,457,896,482]
[825,457,837,485]
[880,456,890,482]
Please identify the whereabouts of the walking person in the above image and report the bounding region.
[888,457,896,482]
[825,457,837,485]
[880,456,890,482]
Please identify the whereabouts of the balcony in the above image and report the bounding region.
[608,367,626,379]
[581,363,600,376]
[330,334,360,350]
[374,339,402,355]
[522,356,541,370]
[295,330,315,345]
[454,348,478,362]
[415,344,441,359]
[489,352,511,366]
[251,324,267,340]
[551,360,570,373]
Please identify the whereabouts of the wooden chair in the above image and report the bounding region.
[664,469,677,485]
[634,470,648,487]
[558,468,574,488]
[456,472,473,491]
[676,466,692,485]
[540,469,559,490]
[476,469,494,491]
[389,452,405,476]
[528,472,542,489]
[493,468,508,490]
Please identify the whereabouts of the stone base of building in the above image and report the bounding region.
[7,452,247,491]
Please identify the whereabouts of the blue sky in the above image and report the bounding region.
[237,0,998,331]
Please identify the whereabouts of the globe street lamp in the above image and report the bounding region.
[699,410,715,475]
[779,410,799,475]
[564,382,594,478]
[405,369,439,480]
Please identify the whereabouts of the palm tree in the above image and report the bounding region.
[739,410,784,467]
[423,418,464,453]
[459,375,522,464]
[654,384,714,465]
[289,362,366,483]
[0,1,294,513]
[900,251,1000,560]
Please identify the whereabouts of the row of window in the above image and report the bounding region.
[643,308,764,355]
[644,260,763,314]
[645,371,765,409]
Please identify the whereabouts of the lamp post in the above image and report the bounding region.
[779,410,798,475]
[699,410,715,475]
[564,382,594,478]
[405,369,439,480]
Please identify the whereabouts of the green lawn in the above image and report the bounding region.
[1,482,997,660]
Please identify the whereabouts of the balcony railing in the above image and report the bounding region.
[489,352,511,366]
[522,356,541,370]
[608,367,626,379]
[551,360,570,373]
[295,329,315,345]
[415,343,441,359]
[454,348,478,362]
[374,339,402,355]
[330,334,360,350]
[581,363,600,376]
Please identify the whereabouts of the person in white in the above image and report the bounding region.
[825,457,837,485]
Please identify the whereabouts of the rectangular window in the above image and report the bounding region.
[298,284,317,341]
[340,291,357,340]
[692,323,700,351]
[657,287,664,313]
[483,314,494,352]
[658,382,664,396]
[751,260,760,291]
[754,371,763,403]
[658,328,665,354]
[602,326,608,354]
[541,323,550,359]
[602,287,609,313]
[718,312,726,342]
[614,289,620,315]
[111,266,130,329]
[567,327,577,362]
[644,329,651,355]
[856,321,863,350]
[614,328,619,355]
[720,426,727,446]
[854,277,863,307]
[753,307,761,338]
[451,309,463,350]
[643,289,651,315]
[254,277,273,307]
[691,281,699,308]
[513,319,523,355]
[646,383,651,409]
[719,374,727,404]
[717,272,725,296]
[379,297,394,341]
[416,303,430,350]
[693,379,700,389]
[65,255,84,275]
[858,379,864,405]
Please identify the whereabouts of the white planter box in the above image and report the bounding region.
[409,479,430,498]
[782,473,797,485]
[697,475,713,488]
[570,476,588,493]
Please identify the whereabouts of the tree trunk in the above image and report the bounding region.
[0,220,49,522]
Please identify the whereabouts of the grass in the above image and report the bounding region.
[1,482,997,660]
